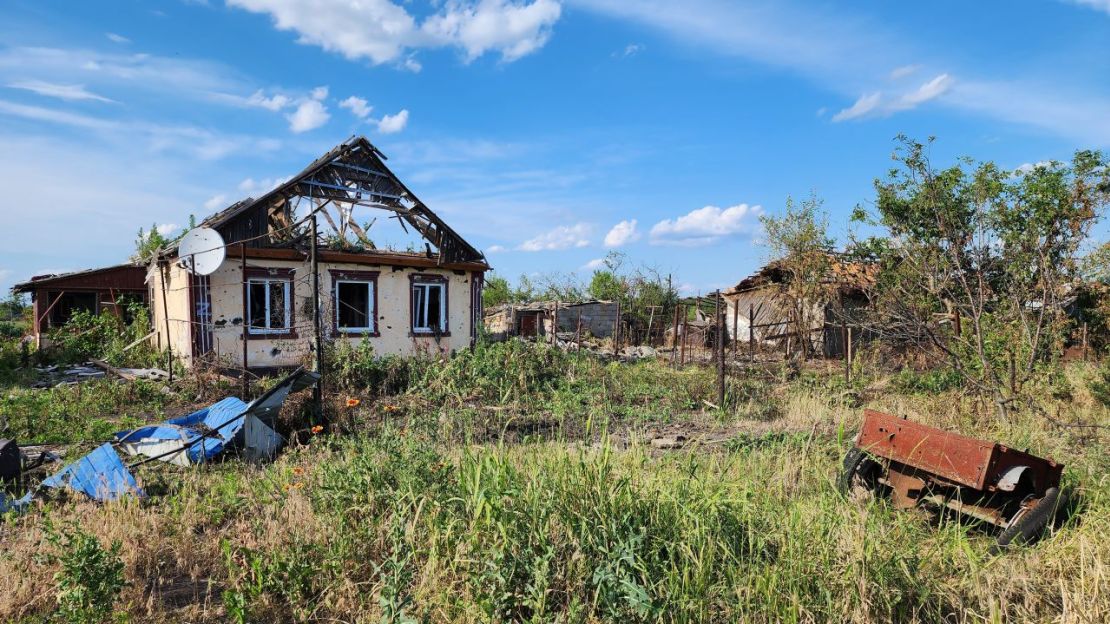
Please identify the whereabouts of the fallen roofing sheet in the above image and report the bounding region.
[1,368,320,514]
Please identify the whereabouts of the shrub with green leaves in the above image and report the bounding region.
[43,523,125,624]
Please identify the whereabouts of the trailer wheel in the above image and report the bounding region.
[991,487,1061,555]
[838,447,879,499]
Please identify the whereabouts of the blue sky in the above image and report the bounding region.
[2,0,1109,296]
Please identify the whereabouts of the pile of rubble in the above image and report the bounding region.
[549,333,659,362]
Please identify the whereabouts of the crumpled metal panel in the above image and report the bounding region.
[40,443,142,502]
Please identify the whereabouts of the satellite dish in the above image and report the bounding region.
[177,227,227,276]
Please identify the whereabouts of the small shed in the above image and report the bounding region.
[13,264,149,348]
[722,256,877,358]
[484,300,619,340]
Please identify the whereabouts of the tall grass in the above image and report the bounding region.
[0,343,1107,622]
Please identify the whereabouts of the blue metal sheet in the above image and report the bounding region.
[40,443,142,502]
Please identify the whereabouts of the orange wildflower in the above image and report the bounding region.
[292,467,305,476]
[346,398,361,408]
[310,425,324,434]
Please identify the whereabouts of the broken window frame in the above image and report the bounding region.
[330,270,379,336]
[247,277,292,336]
[410,275,448,336]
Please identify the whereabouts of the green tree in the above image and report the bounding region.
[483,275,514,308]
[132,223,169,263]
[866,137,1109,417]
[759,192,836,358]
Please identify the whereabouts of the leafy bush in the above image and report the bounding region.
[47,303,161,368]
[892,366,966,393]
[42,523,125,624]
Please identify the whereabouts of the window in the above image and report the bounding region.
[247,278,291,334]
[335,279,376,334]
[411,278,447,334]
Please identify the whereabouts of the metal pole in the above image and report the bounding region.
[674,304,683,366]
[240,243,249,398]
[311,215,323,412]
[670,303,680,366]
[159,262,173,383]
[716,291,724,408]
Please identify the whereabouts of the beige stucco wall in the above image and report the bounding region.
[152,257,479,369]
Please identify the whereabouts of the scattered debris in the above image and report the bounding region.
[840,409,1066,552]
[0,368,320,514]
[650,435,687,450]
[31,361,169,388]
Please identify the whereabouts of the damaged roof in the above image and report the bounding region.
[195,135,487,267]
[724,254,878,295]
[12,263,146,294]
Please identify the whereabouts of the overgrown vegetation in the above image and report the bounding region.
[2,137,1109,622]
[1,352,1106,622]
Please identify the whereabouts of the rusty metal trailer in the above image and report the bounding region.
[840,409,1065,552]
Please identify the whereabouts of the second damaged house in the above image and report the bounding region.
[150,136,489,370]
[722,255,877,358]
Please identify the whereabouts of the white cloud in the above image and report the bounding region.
[486,244,507,253]
[105,33,130,44]
[832,73,952,122]
[831,91,881,122]
[899,73,952,107]
[1015,160,1059,174]
[310,85,328,101]
[340,95,372,119]
[424,0,563,62]
[156,223,179,236]
[203,194,228,212]
[376,108,409,134]
[0,99,278,160]
[244,89,291,111]
[889,64,920,79]
[603,219,640,247]
[582,257,606,270]
[287,99,329,133]
[614,43,643,58]
[1070,1,1110,15]
[649,203,762,246]
[518,223,592,251]
[573,1,1110,144]
[7,80,115,103]
[227,0,561,65]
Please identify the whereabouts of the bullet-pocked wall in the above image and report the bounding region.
[151,257,480,369]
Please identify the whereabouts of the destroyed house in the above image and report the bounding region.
[723,256,877,358]
[150,136,489,370]
[484,300,619,340]
[13,264,148,348]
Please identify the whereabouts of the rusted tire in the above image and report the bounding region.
[990,487,1061,555]
[838,447,879,498]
